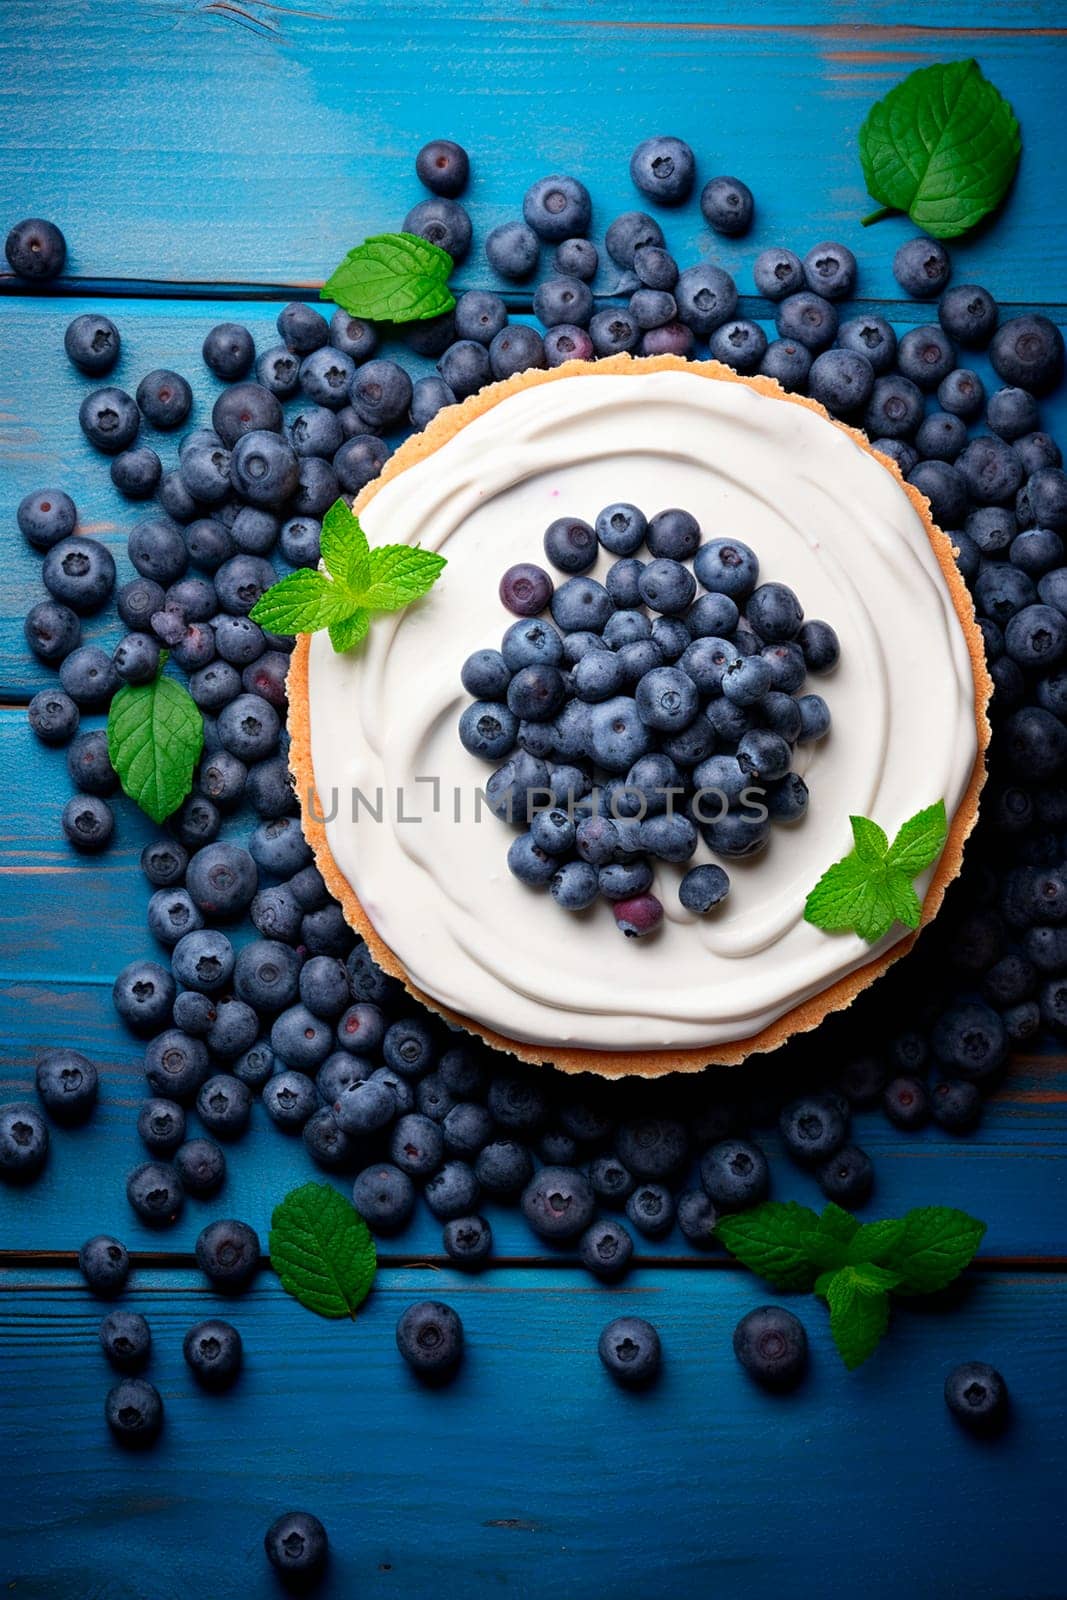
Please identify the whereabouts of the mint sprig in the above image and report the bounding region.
[804,799,948,943]
[269,1181,377,1320]
[321,232,455,323]
[717,1201,986,1369]
[106,655,203,824]
[859,59,1021,237]
[251,497,446,653]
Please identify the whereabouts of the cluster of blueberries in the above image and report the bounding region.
[1,132,1064,1494]
[459,504,836,934]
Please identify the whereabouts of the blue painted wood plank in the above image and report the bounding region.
[3,295,1067,698]
[0,1264,1064,1599]
[1,965,1064,1259]
[1,4,1065,302]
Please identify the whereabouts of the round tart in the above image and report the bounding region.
[289,355,991,1076]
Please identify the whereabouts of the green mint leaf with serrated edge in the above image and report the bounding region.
[320,498,370,594]
[718,1202,986,1370]
[249,567,353,636]
[360,544,448,612]
[882,1206,987,1295]
[269,1181,377,1320]
[106,665,203,825]
[321,232,455,323]
[250,498,446,655]
[804,800,947,943]
[858,59,1021,238]
[822,1266,895,1370]
[714,1201,822,1291]
[886,799,949,877]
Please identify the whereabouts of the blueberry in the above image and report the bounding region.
[143,1028,210,1102]
[196,1072,252,1139]
[264,1510,329,1584]
[110,446,162,500]
[98,1309,152,1374]
[403,196,472,261]
[1005,603,1067,668]
[674,262,739,337]
[891,234,951,298]
[5,216,65,278]
[756,339,811,394]
[637,558,695,616]
[436,337,491,401]
[898,324,957,391]
[628,135,694,204]
[940,1360,1009,1435]
[635,665,699,732]
[471,1139,531,1198]
[817,1143,874,1206]
[535,275,594,329]
[612,892,664,938]
[931,1075,983,1133]
[211,387,282,453]
[141,839,188,890]
[800,240,855,300]
[626,1182,675,1239]
[1016,432,1062,476]
[299,345,357,410]
[65,312,120,374]
[809,349,875,418]
[415,137,469,196]
[79,386,140,454]
[60,794,114,853]
[137,1097,186,1157]
[523,173,592,242]
[1025,467,1067,530]
[135,368,192,430]
[584,307,638,357]
[484,219,540,281]
[703,177,755,236]
[348,1163,413,1235]
[796,618,839,675]
[202,322,255,380]
[836,317,897,379]
[863,375,924,442]
[550,240,596,284]
[990,314,1064,395]
[519,1164,593,1241]
[194,1218,260,1290]
[733,1305,807,1389]
[779,1097,849,1171]
[550,576,613,634]
[1013,530,1064,577]
[17,487,77,552]
[674,1189,718,1250]
[598,1315,661,1386]
[709,319,768,375]
[574,1218,632,1281]
[439,1215,491,1269]
[678,862,731,915]
[652,615,694,660]
[701,1138,768,1209]
[775,291,838,352]
[78,1235,129,1296]
[908,460,969,528]
[179,1317,242,1392]
[349,357,412,430]
[171,1139,224,1200]
[43,536,116,615]
[105,1377,163,1448]
[0,1101,49,1183]
[28,690,79,747]
[488,323,547,379]
[404,310,456,358]
[879,1074,930,1133]
[396,1299,464,1378]
[126,1160,183,1227]
[752,247,803,301]
[113,960,176,1034]
[933,282,997,350]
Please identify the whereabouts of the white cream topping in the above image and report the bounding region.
[305,370,977,1053]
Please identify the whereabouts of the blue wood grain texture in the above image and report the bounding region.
[1,1265,1065,1599]
[1,1,1066,302]
[2,3,1067,1595]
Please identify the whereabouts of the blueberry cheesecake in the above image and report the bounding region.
[290,355,990,1074]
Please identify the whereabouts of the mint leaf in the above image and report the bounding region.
[858,59,1021,238]
[823,1266,893,1369]
[845,1218,906,1265]
[886,799,948,878]
[320,499,370,594]
[250,568,350,635]
[883,1206,986,1295]
[805,800,946,942]
[322,232,454,323]
[269,1181,377,1319]
[252,498,447,655]
[328,610,371,654]
[715,1202,822,1291]
[361,545,448,612]
[107,669,203,824]
[851,814,888,864]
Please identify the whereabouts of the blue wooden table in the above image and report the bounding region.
[2,4,1066,1594]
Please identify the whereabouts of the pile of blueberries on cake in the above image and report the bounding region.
[460,506,836,935]
[3,132,1067,1338]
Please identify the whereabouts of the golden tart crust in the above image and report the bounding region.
[288,354,992,1077]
